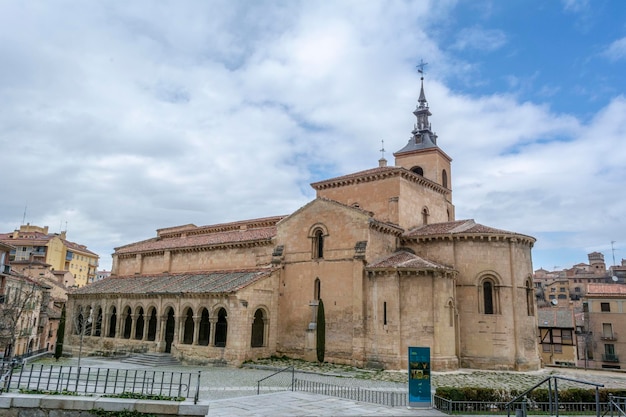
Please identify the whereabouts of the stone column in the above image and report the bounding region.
[174,315,182,344]
[193,316,201,345]
[130,314,138,339]
[103,312,111,338]
[209,318,217,347]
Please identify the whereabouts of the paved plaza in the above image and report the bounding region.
[24,355,626,416]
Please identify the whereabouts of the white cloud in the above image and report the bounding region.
[0,0,624,274]
[603,37,626,62]
[452,26,507,52]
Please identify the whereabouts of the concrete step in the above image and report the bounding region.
[121,352,181,367]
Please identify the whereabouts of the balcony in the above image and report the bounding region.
[601,332,618,341]
[602,354,620,362]
[2,264,10,274]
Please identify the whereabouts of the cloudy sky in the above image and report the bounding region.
[1,0,625,272]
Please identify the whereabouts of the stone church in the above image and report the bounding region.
[67,78,541,371]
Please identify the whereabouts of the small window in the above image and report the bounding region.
[314,278,321,301]
[483,281,494,314]
[313,229,324,259]
[442,169,448,188]
[562,330,573,344]
[383,301,387,326]
[554,344,563,353]
[542,344,551,353]
[601,302,611,312]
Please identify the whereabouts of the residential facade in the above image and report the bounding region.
[0,224,99,287]
[581,284,626,370]
[67,78,541,371]
[537,307,577,366]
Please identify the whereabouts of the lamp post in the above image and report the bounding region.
[76,309,92,369]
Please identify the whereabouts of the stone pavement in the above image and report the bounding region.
[202,391,446,416]
[30,356,626,416]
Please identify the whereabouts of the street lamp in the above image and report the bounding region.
[77,309,92,369]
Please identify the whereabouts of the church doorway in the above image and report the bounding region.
[164,308,175,353]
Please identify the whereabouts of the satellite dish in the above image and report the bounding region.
[551,299,558,306]
[612,276,619,282]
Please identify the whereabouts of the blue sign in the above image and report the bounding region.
[408,346,431,407]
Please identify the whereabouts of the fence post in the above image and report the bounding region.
[195,371,200,404]
[291,366,295,391]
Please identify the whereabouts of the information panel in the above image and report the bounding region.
[408,346,431,407]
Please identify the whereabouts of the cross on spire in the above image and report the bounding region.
[416,59,428,78]
[380,140,386,159]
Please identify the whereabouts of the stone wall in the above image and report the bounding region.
[0,393,208,417]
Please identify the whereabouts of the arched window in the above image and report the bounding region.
[147,308,157,341]
[94,307,103,337]
[422,207,429,225]
[251,309,265,348]
[215,308,228,347]
[123,306,132,339]
[75,306,84,335]
[526,279,535,316]
[313,229,324,259]
[478,276,500,315]
[183,308,194,344]
[108,306,117,338]
[483,281,494,314]
[442,169,448,188]
[198,308,210,346]
[314,278,321,301]
[135,307,145,340]
[411,166,424,176]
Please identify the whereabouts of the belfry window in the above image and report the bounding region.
[411,166,424,176]
[442,169,448,188]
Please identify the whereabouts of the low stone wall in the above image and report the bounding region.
[0,393,209,417]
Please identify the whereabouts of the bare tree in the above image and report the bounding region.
[0,277,43,361]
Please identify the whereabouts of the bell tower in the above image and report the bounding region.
[394,64,452,193]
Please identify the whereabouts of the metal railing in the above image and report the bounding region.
[503,375,603,417]
[295,379,405,407]
[434,396,610,415]
[1,364,201,404]
[609,395,626,417]
[256,366,294,394]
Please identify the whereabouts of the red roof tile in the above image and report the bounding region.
[367,250,454,271]
[71,269,276,295]
[115,226,276,254]
[587,283,626,295]
[404,219,535,242]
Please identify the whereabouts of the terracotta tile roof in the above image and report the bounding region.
[538,308,575,328]
[367,250,454,271]
[71,269,275,296]
[62,239,98,256]
[0,231,98,257]
[404,219,535,242]
[310,166,446,194]
[586,283,626,296]
[311,166,399,187]
[115,226,277,254]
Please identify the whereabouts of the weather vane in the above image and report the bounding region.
[416,59,428,77]
[380,140,386,159]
